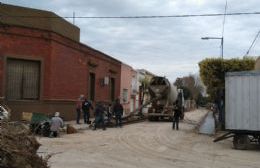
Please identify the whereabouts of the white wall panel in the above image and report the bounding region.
[225,71,260,131]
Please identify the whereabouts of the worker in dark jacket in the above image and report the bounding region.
[173,99,181,130]
[93,102,106,130]
[82,97,93,124]
[113,99,124,128]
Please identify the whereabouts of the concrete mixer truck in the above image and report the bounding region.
[147,76,184,121]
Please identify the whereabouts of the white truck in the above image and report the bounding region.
[147,76,184,121]
[214,71,260,149]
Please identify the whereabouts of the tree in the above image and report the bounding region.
[181,86,192,100]
[199,57,255,101]
[174,77,183,88]
[174,74,204,101]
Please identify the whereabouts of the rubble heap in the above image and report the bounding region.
[0,121,49,168]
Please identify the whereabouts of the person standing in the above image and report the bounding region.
[82,97,93,124]
[173,99,181,130]
[76,94,84,124]
[113,99,124,128]
[93,102,106,130]
[50,112,64,138]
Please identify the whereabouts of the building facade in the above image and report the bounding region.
[0,4,121,120]
[120,63,138,115]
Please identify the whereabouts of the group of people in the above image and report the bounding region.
[50,93,182,137]
[76,95,124,130]
[48,95,124,138]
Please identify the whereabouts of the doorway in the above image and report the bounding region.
[110,77,115,101]
[89,72,95,101]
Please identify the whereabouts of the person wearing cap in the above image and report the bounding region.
[50,112,64,138]
[76,94,84,124]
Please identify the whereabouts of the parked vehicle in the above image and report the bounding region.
[147,76,184,121]
[214,71,260,149]
[27,112,51,137]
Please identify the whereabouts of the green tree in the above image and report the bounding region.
[181,86,192,100]
[174,75,204,101]
[199,57,255,101]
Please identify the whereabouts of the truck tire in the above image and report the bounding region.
[154,117,159,121]
[148,116,159,121]
[148,116,154,121]
[233,134,250,150]
[180,112,184,120]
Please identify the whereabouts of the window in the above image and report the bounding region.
[6,59,40,100]
[122,89,128,103]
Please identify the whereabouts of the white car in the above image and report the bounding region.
[0,105,9,120]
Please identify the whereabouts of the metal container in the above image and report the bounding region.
[225,71,260,131]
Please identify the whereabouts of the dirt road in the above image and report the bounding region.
[39,109,260,168]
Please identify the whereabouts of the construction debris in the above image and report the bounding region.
[0,121,49,168]
[66,124,77,134]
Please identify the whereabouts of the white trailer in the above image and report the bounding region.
[214,71,260,149]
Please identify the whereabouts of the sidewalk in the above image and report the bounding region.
[64,119,94,130]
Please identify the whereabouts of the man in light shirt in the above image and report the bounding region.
[50,112,64,137]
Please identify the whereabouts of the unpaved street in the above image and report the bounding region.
[39,109,260,168]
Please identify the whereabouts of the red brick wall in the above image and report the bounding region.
[0,26,121,120]
[0,54,3,99]
[48,33,121,102]
[49,41,87,100]
[0,26,52,100]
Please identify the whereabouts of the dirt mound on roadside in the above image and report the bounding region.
[0,121,49,168]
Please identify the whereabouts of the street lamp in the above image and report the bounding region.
[201,37,224,59]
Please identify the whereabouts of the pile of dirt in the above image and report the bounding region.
[66,124,77,134]
[0,121,49,168]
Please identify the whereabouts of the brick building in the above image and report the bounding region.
[0,4,121,120]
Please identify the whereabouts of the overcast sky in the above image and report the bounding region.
[2,0,260,81]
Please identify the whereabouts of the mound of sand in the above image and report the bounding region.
[0,121,49,168]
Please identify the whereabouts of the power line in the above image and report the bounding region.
[244,30,260,56]
[0,11,260,19]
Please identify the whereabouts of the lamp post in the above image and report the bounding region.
[201,37,224,59]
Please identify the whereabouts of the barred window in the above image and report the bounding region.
[6,59,40,100]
